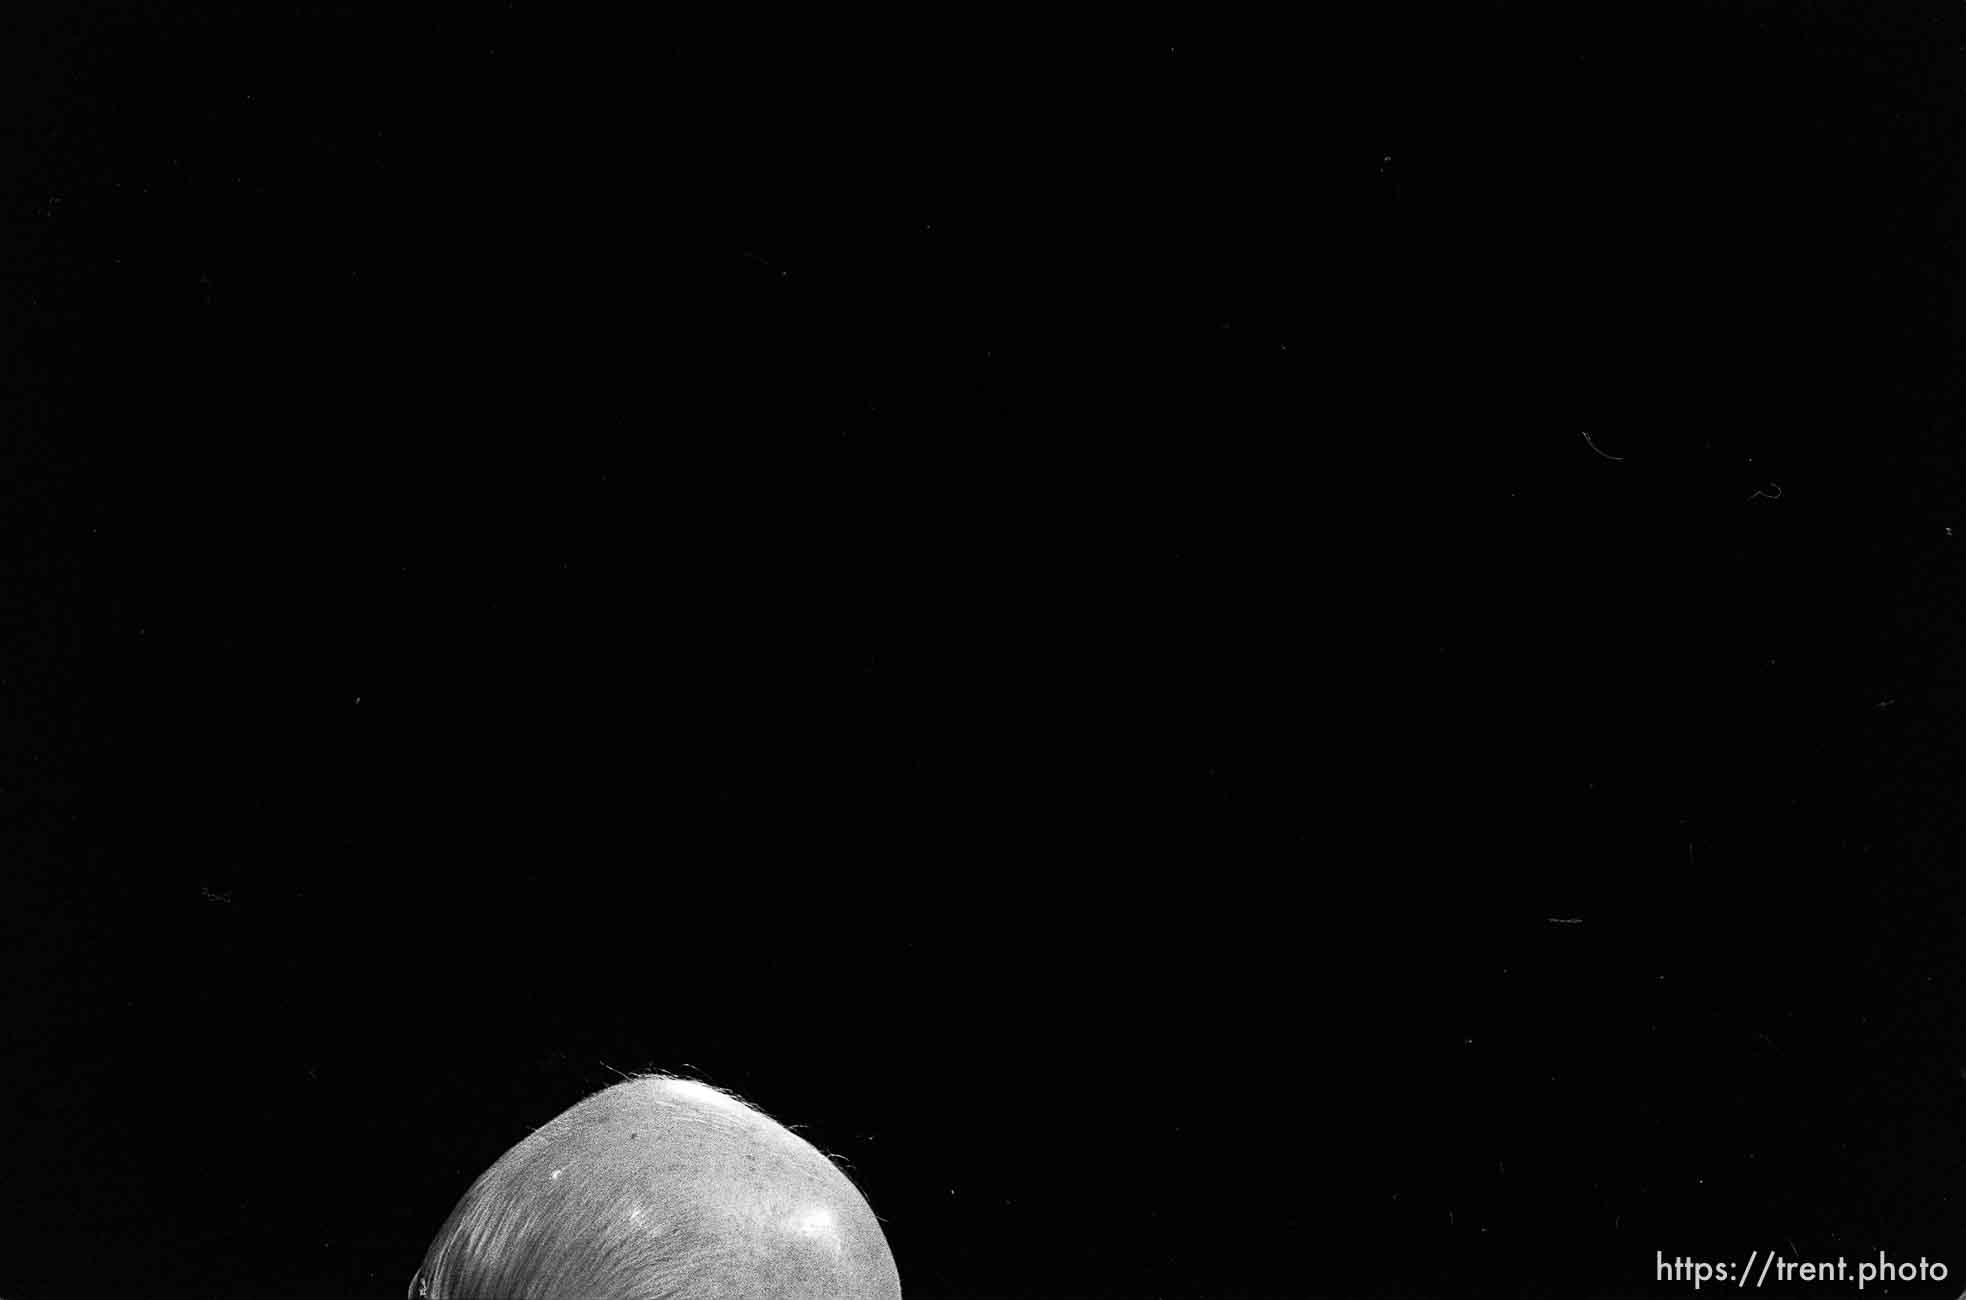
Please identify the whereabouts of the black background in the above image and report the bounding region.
[4,4,1964,1297]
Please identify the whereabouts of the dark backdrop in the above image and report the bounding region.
[4,4,1963,1297]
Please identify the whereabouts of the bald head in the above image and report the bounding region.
[412,1074,903,1300]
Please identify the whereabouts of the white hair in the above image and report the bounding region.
[408,1072,901,1300]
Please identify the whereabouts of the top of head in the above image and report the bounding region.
[414,1074,904,1300]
